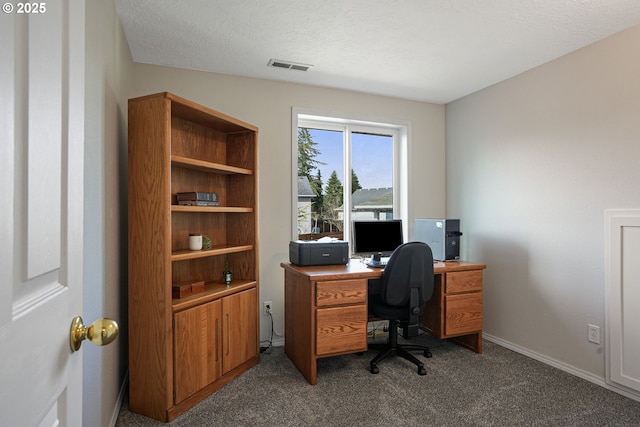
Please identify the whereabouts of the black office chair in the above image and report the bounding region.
[368,242,434,375]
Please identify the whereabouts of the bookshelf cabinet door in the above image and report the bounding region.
[173,300,222,403]
[222,288,258,373]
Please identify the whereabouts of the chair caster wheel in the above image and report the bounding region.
[424,350,432,358]
[370,365,379,374]
[418,365,427,376]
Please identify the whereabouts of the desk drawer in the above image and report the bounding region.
[446,270,483,294]
[316,279,367,307]
[445,293,482,335]
[316,305,368,355]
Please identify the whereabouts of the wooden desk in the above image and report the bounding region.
[281,260,486,385]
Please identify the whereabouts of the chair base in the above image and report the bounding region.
[368,322,432,375]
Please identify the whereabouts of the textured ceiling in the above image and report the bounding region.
[114,0,640,104]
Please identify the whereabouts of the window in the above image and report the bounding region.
[292,109,409,249]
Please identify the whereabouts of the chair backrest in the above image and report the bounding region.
[379,242,434,308]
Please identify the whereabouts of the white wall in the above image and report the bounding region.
[446,24,640,390]
[128,66,446,343]
[84,1,132,425]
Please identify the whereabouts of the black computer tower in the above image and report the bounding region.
[414,219,462,261]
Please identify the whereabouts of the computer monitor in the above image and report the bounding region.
[352,220,404,257]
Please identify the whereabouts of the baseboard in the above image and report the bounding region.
[483,333,640,403]
[109,370,129,427]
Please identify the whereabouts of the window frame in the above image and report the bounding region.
[291,107,410,247]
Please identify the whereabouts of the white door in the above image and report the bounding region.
[606,209,640,394]
[1,2,86,426]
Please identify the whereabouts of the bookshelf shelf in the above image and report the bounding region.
[171,244,254,261]
[171,280,257,312]
[171,154,253,175]
[171,205,254,213]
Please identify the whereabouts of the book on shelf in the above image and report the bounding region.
[176,191,218,202]
[178,200,220,206]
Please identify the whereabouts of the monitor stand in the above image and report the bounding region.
[367,253,386,268]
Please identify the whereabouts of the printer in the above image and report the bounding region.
[289,239,349,266]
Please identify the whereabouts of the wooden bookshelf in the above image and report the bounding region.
[128,92,259,422]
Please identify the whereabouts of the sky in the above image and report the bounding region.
[307,128,393,190]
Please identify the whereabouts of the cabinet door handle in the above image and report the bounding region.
[215,318,220,362]
[226,313,230,356]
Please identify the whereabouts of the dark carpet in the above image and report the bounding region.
[116,335,640,426]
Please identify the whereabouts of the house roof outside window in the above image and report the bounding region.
[351,187,392,211]
[297,176,315,199]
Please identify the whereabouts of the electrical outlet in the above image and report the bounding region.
[588,324,600,344]
[263,301,272,316]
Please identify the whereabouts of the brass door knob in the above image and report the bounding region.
[69,316,119,352]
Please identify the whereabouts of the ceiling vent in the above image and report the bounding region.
[268,59,312,72]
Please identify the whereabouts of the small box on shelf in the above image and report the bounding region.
[172,280,205,299]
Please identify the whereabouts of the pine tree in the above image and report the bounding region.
[298,128,329,231]
[311,169,324,215]
[297,128,324,177]
[323,171,344,231]
[351,170,362,193]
